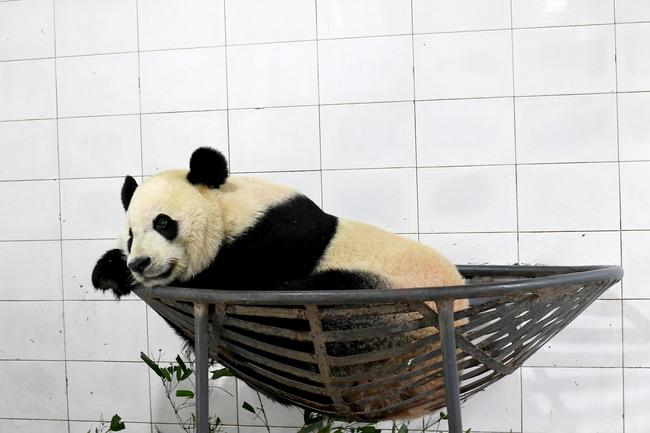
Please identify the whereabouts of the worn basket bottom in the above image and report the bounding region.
[136,265,622,422]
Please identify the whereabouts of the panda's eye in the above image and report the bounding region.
[153,214,178,240]
[155,215,168,229]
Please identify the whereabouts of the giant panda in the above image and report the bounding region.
[92,147,466,419]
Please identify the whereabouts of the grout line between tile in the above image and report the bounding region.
[4,19,650,65]
[50,1,71,431]
[508,3,524,432]
[410,0,421,243]
[613,3,627,432]
[5,89,650,124]
[314,0,325,209]
[133,1,155,431]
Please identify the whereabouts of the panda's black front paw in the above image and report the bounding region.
[92,249,136,298]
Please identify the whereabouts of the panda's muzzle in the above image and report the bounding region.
[128,256,152,274]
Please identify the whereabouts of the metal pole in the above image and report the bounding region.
[438,299,463,433]
[194,303,209,433]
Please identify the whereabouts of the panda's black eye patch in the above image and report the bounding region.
[153,214,178,240]
[127,228,133,252]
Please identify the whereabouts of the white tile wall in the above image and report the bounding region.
[227,41,318,108]
[1,0,648,432]
[54,0,138,56]
[227,0,315,44]
[138,0,225,50]
[0,0,54,61]
[414,30,513,99]
[513,26,616,95]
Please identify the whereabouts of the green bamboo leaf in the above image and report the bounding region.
[211,367,234,380]
[297,420,322,433]
[176,355,188,373]
[242,401,256,414]
[176,389,195,398]
[109,414,125,431]
[397,424,408,433]
[140,352,166,380]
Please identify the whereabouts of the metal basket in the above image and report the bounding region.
[135,264,623,433]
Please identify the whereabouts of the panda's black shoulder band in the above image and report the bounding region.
[187,147,228,188]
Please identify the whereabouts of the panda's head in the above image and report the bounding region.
[121,147,228,287]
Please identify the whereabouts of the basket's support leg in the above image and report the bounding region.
[438,299,463,433]
[194,303,209,433]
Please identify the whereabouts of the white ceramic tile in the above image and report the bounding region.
[227,41,317,108]
[519,231,621,267]
[0,180,60,240]
[0,241,61,300]
[624,368,650,433]
[0,119,58,180]
[414,31,513,99]
[147,306,187,362]
[322,168,418,233]
[513,26,616,95]
[237,380,305,427]
[63,239,124,300]
[67,361,150,422]
[70,421,150,433]
[318,36,413,104]
[620,162,650,230]
[413,0,511,33]
[60,178,125,239]
[142,111,229,175]
[0,361,67,419]
[55,0,137,56]
[321,102,415,169]
[618,92,650,161]
[522,367,623,433]
[616,0,650,22]
[525,300,622,367]
[138,0,225,50]
[623,300,650,367]
[252,171,322,206]
[59,115,141,178]
[0,420,68,433]
[517,163,620,231]
[433,372,521,433]
[420,233,518,265]
[418,166,517,232]
[318,0,411,38]
[65,300,147,361]
[229,106,320,172]
[0,0,54,61]
[516,94,618,163]
[512,0,613,27]
[0,59,56,121]
[140,48,227,113]
[622,231,650,299]
[0,301,64,360]
[151,369,237,424]
[617,23,650,92]
[227,0,315,44]
[416,98,515,166]
[520,231,622,298]
[56,53,139,117]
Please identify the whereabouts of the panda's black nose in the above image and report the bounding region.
[128,256,151,274]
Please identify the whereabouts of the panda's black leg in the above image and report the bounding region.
[91,249,137,298]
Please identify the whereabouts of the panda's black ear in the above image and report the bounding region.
[121,175,138,211]
[187,147,228,188]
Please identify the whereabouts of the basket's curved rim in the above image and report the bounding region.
[135,264,623,305]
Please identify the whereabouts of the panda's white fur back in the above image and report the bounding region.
[317,218,463,288]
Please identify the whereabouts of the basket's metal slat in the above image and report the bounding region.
[306,305,354,418]
[194,303,209,433]
[134,265,623,423]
